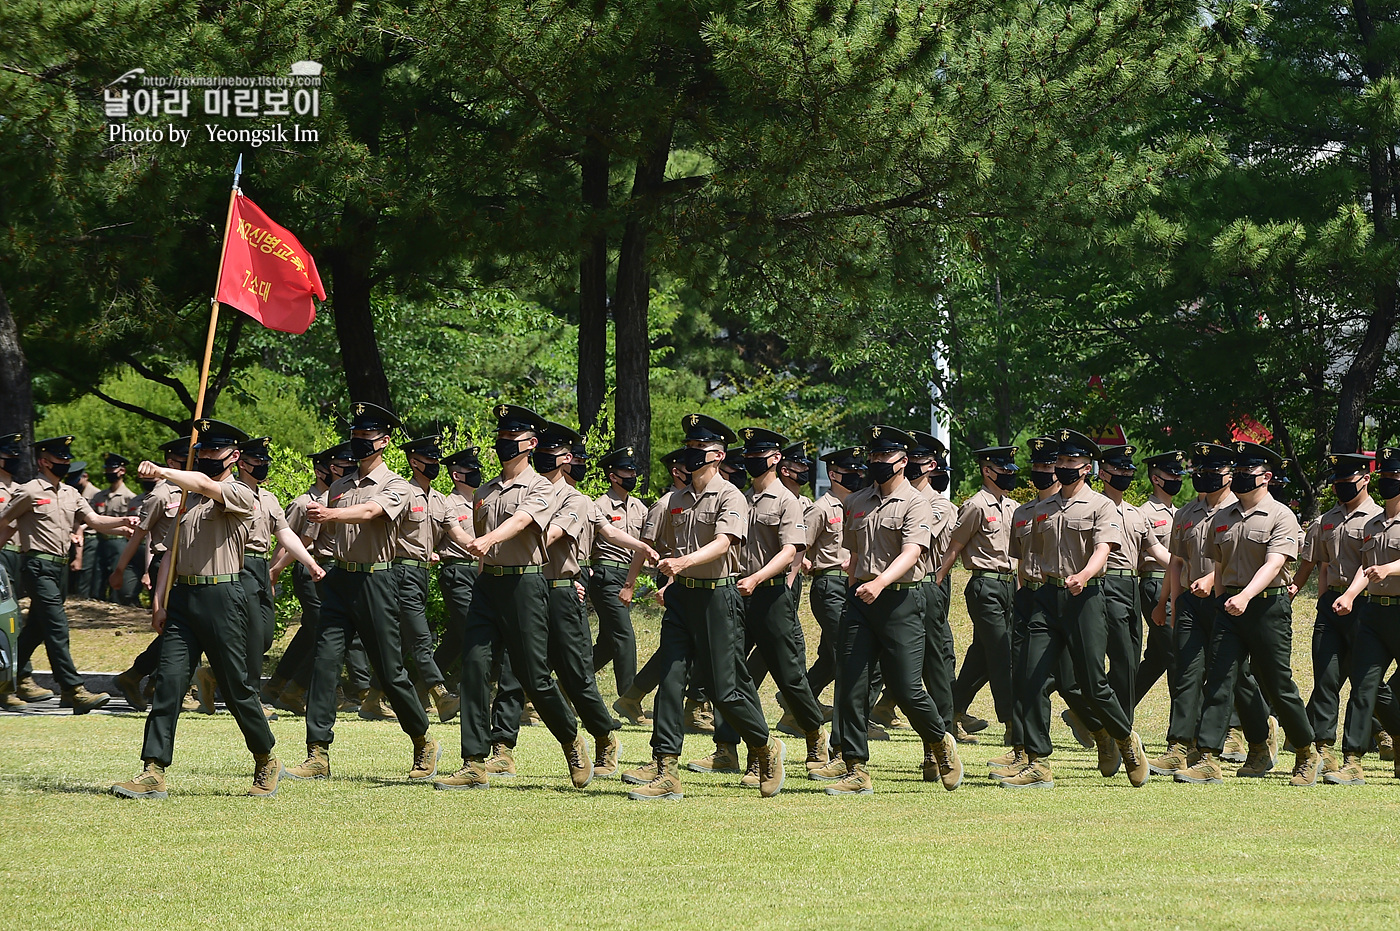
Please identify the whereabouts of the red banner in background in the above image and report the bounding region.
[1229,415,1274,445]
[215,192,325,334]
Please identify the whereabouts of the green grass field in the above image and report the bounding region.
[5,572,1400,930]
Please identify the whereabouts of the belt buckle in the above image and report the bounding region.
[683,576,697,589]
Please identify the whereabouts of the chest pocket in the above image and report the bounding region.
[1245,529,1271,545]
[1065,516,1096,534]
[753,509,781,528]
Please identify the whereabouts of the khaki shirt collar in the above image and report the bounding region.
[352,462,394,488]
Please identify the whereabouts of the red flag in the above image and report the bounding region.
[215,192,325,334]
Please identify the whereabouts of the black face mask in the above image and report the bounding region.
[1193,471,1226,494]
[744,455,774,478]
[568,462,588,482]
[994,471,1020,491]
[868,460,901,485]
[421,462,441,481]
[139,479,157,492]
[672,468,692,488]
[454,469,482,489]
[533,450,563,474]
[0,457,19,474]
[495,438,528,464]
[833,471,864,492]
[726,469,748,490]
[794,470,811,485]
[905,461,927,481]
[1231,471,1263,495]
[350,437,380,461]
[1030,470,1057,491]
[929,472,950,493]
[314,468,332,486]
[1378,477,1400,500]
[332,463,356,480]
[248,463,270,482]
[617,475,638,492]
[104,470,121,483]
[1160,478,1183,497]
[683,447,712,473]
[194,456,230,479]
[1333,480,1361,503]
[1106,473,1134,492]
[1053,467,1083,488]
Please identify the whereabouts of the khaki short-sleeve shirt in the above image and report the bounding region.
[806,492,848,572]
[394,482,446,562]
[1308,498,1381,587]
[1169,493,1236,587]
[1360,511,1400,596]
[92,483,137,537]
[656,479,748,579]
[325,463,412,564]
[1010,499,1042,584]
[472,469,560,567]
[546,483,591,579]
[0,479,99,557]
[843,480,934,584]
[1031,487,1125,580]
[1138,497,1175,572]
[137,480,182,554]
[640,487,687,562]
[949,488,1016,572]
[244,485,290,555]
[743,484,807,577]
[1206,496,1300,590]
[919,486,956,575]
[1106,500,1153,572]
[591,493,647,564]
[168,479,256,576]
[436,491,476,560]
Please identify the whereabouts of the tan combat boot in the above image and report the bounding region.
[194,666,219,714]
[683,698,714,734]
[1289,744,1321,786]
[988,745,1021,768]
[626,755,683,801]
[1318,742,1340,776]
[1266,716,1280,766]
[284,742,330,780]
[430,684,460,723]
[1378,730,1394,762]
[804,728,830,770]
[358,688,397,721]
[112,667,146,711]
[956,711,988,735]
[1236,742,1275,778]
[415,680,432,713]
[484,742,516,777]
[1092,728,1121,777]
[808,752,845,781]
[433,758,489,790]
[564,733,594,788]
[408,734,442,782]
[757,738,786,797]
[181,686,201,713]
[621,758,659,786]
[520,701,542,726]
[261,703,279,722]
[1325,752,1365,785]
[868,721,892,741]
[277,682,308,715]
[1175,750,1222,784]
[687,742,740,774]
[260,676,285,705]
[15,676,54,702]
[1117,731,1149,787]
[247,753,283,798]
[1148,742,1190,776]
[824,759,873,796]
[989,747,1028,782]
[999,754,1053,789]
[0,683,27,710]
[1221,727,1247,763]
[61,685,111,715]
[593,731,621,778]
[335,686,358,713]
[930,732,963,790]
[112,760,167,799]
[612,695,650,727]
[740,746,761,788]
[871,693,905,729]
[775,709,804,738]
[1060,709,1094,748]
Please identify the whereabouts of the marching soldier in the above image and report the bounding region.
[1002,429,1149,789]
[1330,446,1400,783]
[433,445,483,683]
[588,446,649,700]
[823,425,960,795]
[692,427,828,782]
[719,447,748,491]
[66,462,101,600]
[1152,443,1276,777]
[1136,451,1186,707]
[0,433,23,603]
[804,447,864,702]
[627,414,785,801]
[92,454,137,604]
[111,419,290,798]
[433,405,593,791]
[1296,452,1394,777]
[0,436,136,711]
[1176,441,1318,785]
[935,445,1020,742]
[285,402,444,785]
[907,431,958,737]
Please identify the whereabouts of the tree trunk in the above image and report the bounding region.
[612,132,672,490]
[0,280,34,480]
[329,202,393,410]
[577,138,609,431]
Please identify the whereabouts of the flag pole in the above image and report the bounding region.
[160,155,243,609]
